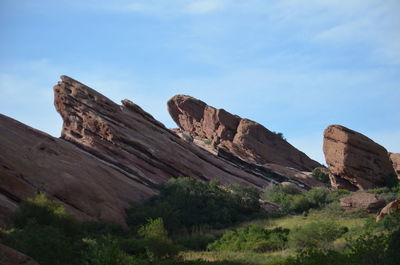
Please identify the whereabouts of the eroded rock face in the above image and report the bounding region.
[53,76,277,190]
[167,95,321,171]
[390,153,400,180]
[376,200,400,222]
[323,125,397,190]
[340,192,386,213]
[0,75,320,226]
[0,114,157,226]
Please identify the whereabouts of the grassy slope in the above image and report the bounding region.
[180,208,371,265]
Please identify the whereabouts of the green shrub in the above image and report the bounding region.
[263,186,349,214]
[346,232,388,265]
[83,235,134,265]
[282,248,350,265]
[311,168,330,184]
[208,225,289,252]
[4,194,84,265]
[127,178,262,232]
[138,218,179,260]
[288,221,347,249]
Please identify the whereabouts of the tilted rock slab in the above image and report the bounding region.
[0,76,316,226]
[167,95,321,172]
[376,200,400,222]
[0,114,156,226]
[389,153,400,180]
[323,125,397,190]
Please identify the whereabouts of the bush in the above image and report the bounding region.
[208,225,289,252]
[288,221,347,249]
[4,194,84,265]
[263,186,349,214]
[83,235,134,265]
[311,168,330,184]
[138,218,179,260]
[127,178,262,232]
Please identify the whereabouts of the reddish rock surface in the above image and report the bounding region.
[376,200,400,222]
[323,125,397,190]
[0,76,322,226]
[389,153,400,180]
[340,192,386,213]
[0,244,40,265]
[167,95,321,171]
[0,75,314,226]
[0,114,156,226]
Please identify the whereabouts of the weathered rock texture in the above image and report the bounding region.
[376,200,400,222]
[0,244,40,265]
[323,125,397,191]
[53,76,279,189]
[167,95,321,172]
[0,76,323,226]
[0,75,321,226]
[340,192,386,213]
[390,153,400,180]
[0,114,156,225]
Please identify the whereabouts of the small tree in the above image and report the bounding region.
[138,218,178,260]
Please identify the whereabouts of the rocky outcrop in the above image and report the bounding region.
[167,95,321,171]
[340,192,386,213]
[376,200,400,222]
[323,125,397,190]
[0,75,317,226]
[0,244,40,265]
[0,114,157,226]
[390,153,400,179]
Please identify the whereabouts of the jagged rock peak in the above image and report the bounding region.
[167,94,321,171]
[323,125,397,190]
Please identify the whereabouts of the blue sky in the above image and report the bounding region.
[0,0,399,164]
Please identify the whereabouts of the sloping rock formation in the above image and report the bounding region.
[340,192,385,213]
[390,153,400,179]
[167,95,321,172]
[376,200,400,222]
[323,125,397,190]
[53,76,279,189]
[0,75,317,226]
[0,114,156,225]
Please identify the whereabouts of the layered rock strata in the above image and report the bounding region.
[167,95,321,171]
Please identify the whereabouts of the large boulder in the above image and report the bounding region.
[0,244,40,265]
[390,153,400,180]
[167,95,321,172]
[340,192,386,213]
[323,125,397,190]
[376,200,400,222]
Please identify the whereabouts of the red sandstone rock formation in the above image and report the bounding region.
[323,125,397,190]
[1,75,310,226]
[167,95,321,172]
[376,200,400,222]
[0,114,156,226]
[389,153,400,180]
[340,192,385,213]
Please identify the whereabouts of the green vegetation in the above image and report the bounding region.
[208,226,289,252]
[311,168,330,184]
[1,179,400,265]
[263,185,349,214]
[127,178,262,232]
